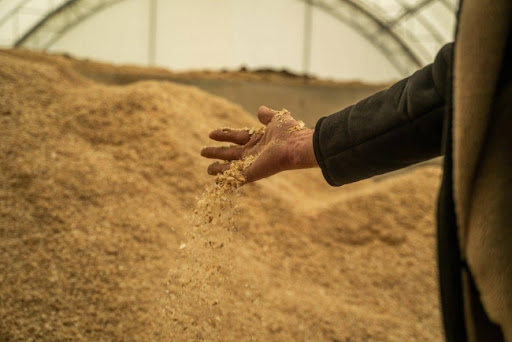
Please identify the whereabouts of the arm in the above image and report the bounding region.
[314,43,453,186]
[201,43,453,185]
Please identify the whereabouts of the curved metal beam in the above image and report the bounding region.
[0,0,31,28]
[305,0,455,75]
[394,0,446,44]
[15,0,78,47]
[305,0,423,76]
[337,0,423,67]
[11,0,454,77]
[387,0,435,27]
[14,0,123,48]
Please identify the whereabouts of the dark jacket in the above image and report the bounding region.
[313,19,511,340]
[313,43,452,186]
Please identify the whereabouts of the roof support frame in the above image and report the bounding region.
[304,0,424,76]
[3,0,455,77]
[14,0,123,48]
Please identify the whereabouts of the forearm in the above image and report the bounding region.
[314,43,453,186]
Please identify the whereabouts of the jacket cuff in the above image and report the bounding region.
[313,117,340,187]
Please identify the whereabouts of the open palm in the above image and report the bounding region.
[201,106,317,184]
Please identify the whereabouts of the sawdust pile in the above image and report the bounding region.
[0,50,443,341]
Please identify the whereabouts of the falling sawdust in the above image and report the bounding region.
[194,106,306,227]
[194,155,257,227]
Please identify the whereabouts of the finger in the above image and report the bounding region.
[201,145,244,161]
[207,162,231,175]
[209,128,251,145]
[258,105,276,125]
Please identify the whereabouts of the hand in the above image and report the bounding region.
[201,105,318,184]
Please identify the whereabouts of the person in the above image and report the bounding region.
[201,0,512,341]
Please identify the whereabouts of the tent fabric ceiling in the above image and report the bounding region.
[0,0,456,77]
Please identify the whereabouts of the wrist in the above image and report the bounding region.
[287,129,318,170]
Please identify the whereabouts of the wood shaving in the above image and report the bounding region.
[288,120,306,132]
[243,126,266,136]
[218,126,265,136]
[274,108,291,124]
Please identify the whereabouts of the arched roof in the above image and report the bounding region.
[0,0,457,77]
[302,0,456,75]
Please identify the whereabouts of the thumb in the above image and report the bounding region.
[257,105,276,125]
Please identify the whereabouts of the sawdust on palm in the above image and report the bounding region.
[273,108,307,132]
